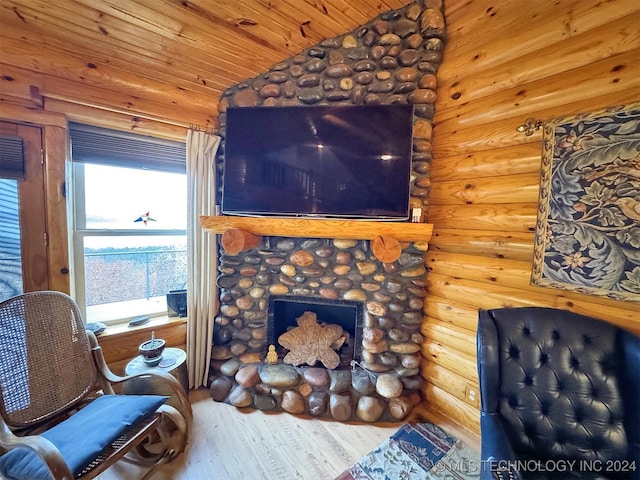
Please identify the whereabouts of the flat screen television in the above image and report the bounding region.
[221,103,413,220]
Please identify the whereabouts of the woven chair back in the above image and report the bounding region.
[0,291,98,429]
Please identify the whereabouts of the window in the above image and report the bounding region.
[70,124,187,324]
[0,123,49,302]
[0,178,22,301]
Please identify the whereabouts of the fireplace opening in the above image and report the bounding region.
[267,295,363,369]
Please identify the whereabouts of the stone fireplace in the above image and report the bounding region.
[205,0,445,423]
[207,223,432,422]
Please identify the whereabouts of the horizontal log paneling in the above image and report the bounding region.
[44,98,188,141]
[439,0,637,87]
[554,298,640,336]
[421,339,477,383]
[427,259,640,324]
[0,62,215,129]
[418,382,480,434]
[437,51,640,128]
[421,298,479,417]
[427,251,538,292]
[423,296,480,333]
[421,360,478,406]
[432,115,541,157]
[429,229,534,262]
[426,202,538,233]
[428,143,543,182]
[427,272,558,311]
[423,0,640,441]
[428,173,540,205]
[434,86,640,157]
[442,13,640,106]
[421,317,476,358]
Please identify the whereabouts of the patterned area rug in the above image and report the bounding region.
[336,420,480,480]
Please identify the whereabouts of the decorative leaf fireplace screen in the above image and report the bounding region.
[268,295,363,370]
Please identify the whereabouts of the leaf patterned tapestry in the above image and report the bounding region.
[532,103,640,302]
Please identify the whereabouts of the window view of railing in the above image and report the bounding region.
[78,235,188,323]
[84,247,187,306]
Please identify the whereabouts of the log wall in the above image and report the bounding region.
[414,0,640,439]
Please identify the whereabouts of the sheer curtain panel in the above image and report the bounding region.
[186,130,221,388]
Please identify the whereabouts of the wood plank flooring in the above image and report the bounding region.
[97,388,480,479]
[97,388,403,479]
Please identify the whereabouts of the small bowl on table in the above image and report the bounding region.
[138,338,166,367]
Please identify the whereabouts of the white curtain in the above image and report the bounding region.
[186,130,221,388]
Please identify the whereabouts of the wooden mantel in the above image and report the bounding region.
[200,216,433,243]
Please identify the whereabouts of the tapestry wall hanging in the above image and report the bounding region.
[531,102,640,302]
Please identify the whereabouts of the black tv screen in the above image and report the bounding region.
[221,104,413,220]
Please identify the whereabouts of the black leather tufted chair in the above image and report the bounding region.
[477,307,640,480]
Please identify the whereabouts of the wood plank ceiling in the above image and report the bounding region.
[0,0,412,136]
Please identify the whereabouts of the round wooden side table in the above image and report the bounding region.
[124,347,189,414]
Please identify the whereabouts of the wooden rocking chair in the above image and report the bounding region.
[0,291,192,480]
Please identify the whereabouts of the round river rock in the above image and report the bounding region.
[259,364,300,387]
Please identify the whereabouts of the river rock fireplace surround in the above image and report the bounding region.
[203,0,444,422]
[204,218,433,422]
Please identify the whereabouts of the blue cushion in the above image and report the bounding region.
[0,394,167,480]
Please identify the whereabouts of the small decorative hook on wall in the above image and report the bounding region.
[516,118,544,136]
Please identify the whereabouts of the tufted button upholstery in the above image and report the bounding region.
[477,307,640,480]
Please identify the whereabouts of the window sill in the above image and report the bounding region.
[95,315,187,341]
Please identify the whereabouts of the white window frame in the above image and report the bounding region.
[71,163,187,324]
[68,124,187,325]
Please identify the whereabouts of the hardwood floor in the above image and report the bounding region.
[97,388,404,479]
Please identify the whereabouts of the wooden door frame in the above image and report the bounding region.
[0,111,70,294]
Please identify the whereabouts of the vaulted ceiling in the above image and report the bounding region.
[0,0,413,137]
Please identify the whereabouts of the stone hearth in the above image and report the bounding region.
[208,234,429,422]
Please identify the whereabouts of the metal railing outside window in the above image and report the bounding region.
[84,248,187,306]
